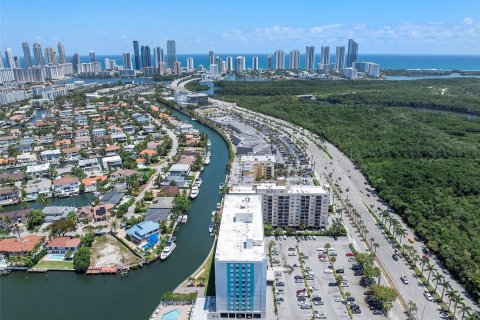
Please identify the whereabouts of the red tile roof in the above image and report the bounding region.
[47,237,81,249]
[0,235,43,253]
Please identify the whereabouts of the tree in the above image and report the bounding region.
[453,293,464,316]
[80,232,95,247]
[36,193,50,206]
[440,280,450,301]
[407,300,418,319]
[425,263,436,284]
[26,209,45,230]
[447,289,457,311]
[459,303,472,320]
[48,219,76,236]
[370,284,398,313]
[73,246,91,272]
[173,191,189,216]
[433,272,444,292]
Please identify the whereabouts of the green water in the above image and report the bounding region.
[0,109,229,320]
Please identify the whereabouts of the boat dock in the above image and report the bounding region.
[86,266,119,275]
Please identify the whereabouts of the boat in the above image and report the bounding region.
[200,166,204,171]
[211,210,216,216]
[190,186,199,199]
[194,178,203,188]
[207,140,211,147]
[191,117,196,121]
[206,151,211,157]
[160,241,176,260]
[208,224,215,233]
[204,156,210,165]
[219,183,224,190]
[216,202,221,210]
[181,215,188,223]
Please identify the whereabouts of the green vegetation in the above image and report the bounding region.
[73,246,91,272]
[161,291,197,302]
[185,81,210,92]
[26,209,45,230]
[34,259,74,270]
[214,78,480,300]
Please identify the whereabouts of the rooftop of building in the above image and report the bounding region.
[216,194,265,262]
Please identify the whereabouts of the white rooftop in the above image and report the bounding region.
[26,163,50,172]
[216,194,265,262]
[239,155,277,163]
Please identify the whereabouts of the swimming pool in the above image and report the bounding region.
[44,254,65,261]
[161,309,181,320]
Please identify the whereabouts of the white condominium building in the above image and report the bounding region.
[230,183,330,228]
[215,194,267,319]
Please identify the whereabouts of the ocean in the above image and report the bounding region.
[3,54,480,71]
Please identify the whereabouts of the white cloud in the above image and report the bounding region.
[461,17,474,25]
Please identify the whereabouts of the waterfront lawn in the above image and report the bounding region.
[34,259,74,270]
[91,235,142,267]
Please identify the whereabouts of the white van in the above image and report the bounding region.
[324,269,334,274]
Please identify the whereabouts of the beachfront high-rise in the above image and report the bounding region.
[226,56,233,72]
[274,50,285,70]
[187,57,194,70]
[346,39,358,68]
[321,46,330,65]
[252,56,259,71]
[214,194,267,319]
[123,52,133,70]
[22,43,32,68]
[305,46,315,71]
[335,46,345,71]
[266,55,272,70]
[33,42,43,66]
[89,50,96,62]
[44,47,57,65]
[235,56,245,73]
[289,49,300,70]
[72,52,80,73]
[57,42,66,64]
[167,40,176,69]
[133,40,140,70]
[209,50,215,66]
[5,49,14,69]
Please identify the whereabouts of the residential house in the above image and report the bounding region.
[123,125,135,134]
[111,133,127,143]
[142,124,156,133]
[110,169,137,180]
[0,209,31,229]
[40,149,61,164]
[105,144,120,156]
[75,115,88,126]
[92,135,111,146]
[0,235,43,258]
[56,129,74,140]
[126,221,160,245]
[175,123,195,134]
[107,125,122,134]
[74,136,91,148]
[10,128,21,137]
[100,191,124,206]
[46,237,81,256]
[43,206,76,223]
[16,138,34,153]
[0,136,17,152]
[17,153,38,165]
[165,163,191,187]
[53,177,80,197]
[26,163,50,179]
[62,146,81,162]
[55,139,72,148]
[81,175,107,192]
[78,158,102,176]
[102,155,122,170]
[145,197,174,224]
[92,128,106,136]
[0,172,24,187]
[0,187,20,206]
[75,128,90,138]
[77,204,113,222]
[24,178,52,201]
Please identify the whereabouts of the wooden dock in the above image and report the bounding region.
[86,266,118,275]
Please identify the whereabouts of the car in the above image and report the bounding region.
[424,292,434,301]
[306,275,314,280]
[316,313,327,319]
[316,248,325,252]
[348,257,356,262]
[302,255,309,260]
[392,254,399,261]
[324,269,334,274]
[328,282,338,287]
[354,270,364,276]
[293,263,300,268]
[328,251,337,256]
[352,264,362,270]
[340,282,349,287]
[312,236,316,240]
[300,304,311,309]
[336,269,345,273]
[297,296,306,302]
[276,289,284,294]
[314,300,324,306]
[346,252,354,257]
[294,275,303,280]
[373,309,384,315]
[400,276,409,284]
[334,297,344,302]
[364,290,373,296]
[422,254,430,261]
[347,297,356,302]
[288,252,296,256]
[312,296,322,302]
[277,297,284,302]
[288,247,295,251]
[274,272,282,276]
[352,308,362,314]
[305,266,312,271]
[295,279,303,283]
[276,282,285,287]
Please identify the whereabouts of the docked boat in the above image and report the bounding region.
[208,224,215,233]
[194,178,203,188]
[216,202,221,210]
[206,151,211,157]
[204,156,210,165]
[190,186,199,199]
[207,140,211,147]
[181,215,188,223]
[160,241,176,260]
[211,210,216,216]
[219,183,224,191]
[200,166,204,171]
[191,117,196,121]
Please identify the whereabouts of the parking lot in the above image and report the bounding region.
[269,236,387,320]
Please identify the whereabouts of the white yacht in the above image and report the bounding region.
[194,178,203,188]
[206,151,211,157]
[204,156,210,165]
[207,140,211,147]
[208,224,215,233]
[181,215,188,223]
[190,186,199,199]
[219,183,224,191]
[160,241,176,260]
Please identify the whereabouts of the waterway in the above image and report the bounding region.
[0,109,229,320]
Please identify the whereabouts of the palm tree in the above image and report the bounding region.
[420,258,428,273]
[407,300,418,319]
[14,224,21,238]
[440,280,450,301]
[459,303,472,320]
[37,193,50,206]
[426,263,436,284]
[433,272,444,292]
[446,289,457,311]
[453,294,464,316]
[373,242,379,254]
[380,210,389,225]
[397,227,408,245]
[110,219,118,233]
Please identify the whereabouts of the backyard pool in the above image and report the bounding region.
[44,254,65,261]
[161,309,181,320]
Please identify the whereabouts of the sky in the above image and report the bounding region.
[1,0,479,56]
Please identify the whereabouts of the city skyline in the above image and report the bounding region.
[1,0,479,55]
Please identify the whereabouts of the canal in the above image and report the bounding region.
[0,109,229,320]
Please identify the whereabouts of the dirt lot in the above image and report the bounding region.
[91,235,142,267]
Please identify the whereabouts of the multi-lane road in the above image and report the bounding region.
[173,77,479,319]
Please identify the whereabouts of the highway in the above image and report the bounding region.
[172,77,479,319]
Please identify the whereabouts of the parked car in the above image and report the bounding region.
[336,269,345,273]
[424,292,434,301]
[316,312,327,319]
[392,254,399,261]
[276,282,285,287]
[328,282,338,287]
[346,252,354,257]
